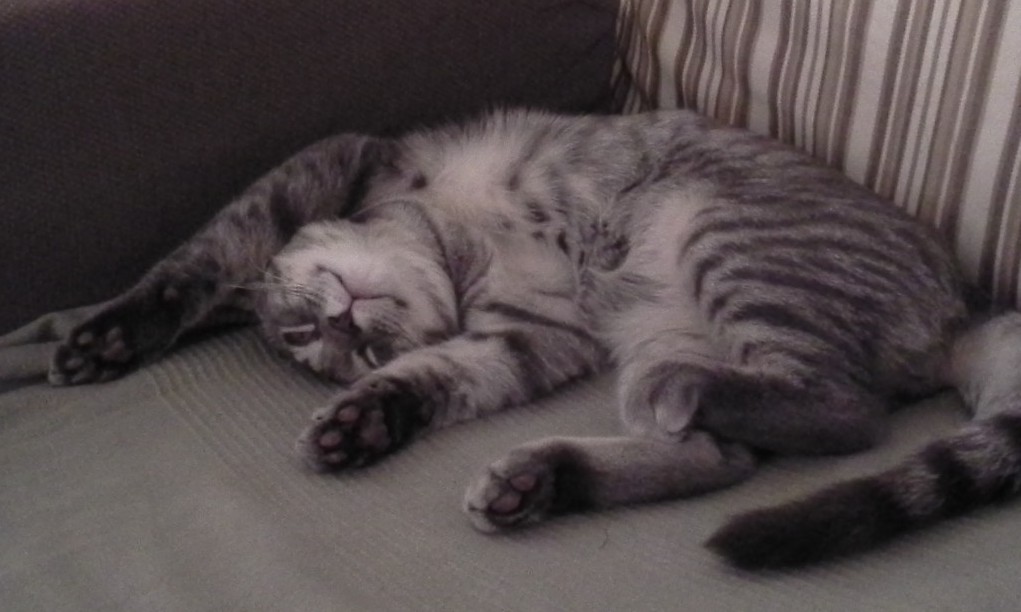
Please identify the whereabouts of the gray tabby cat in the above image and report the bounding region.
[49,109,1021,569]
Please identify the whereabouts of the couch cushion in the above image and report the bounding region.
[614,0,1021,309]
[4,326,1021,611]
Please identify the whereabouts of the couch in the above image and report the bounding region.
[3,1,1020,610]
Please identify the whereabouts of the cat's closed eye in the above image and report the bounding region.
[281,324,319,346]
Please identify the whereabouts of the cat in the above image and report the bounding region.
[49,109,1021,569]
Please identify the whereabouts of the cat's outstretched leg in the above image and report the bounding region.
[297,308,607,471]
[459,343,757,532]
[50,134,384,385]
[463,432,756,531]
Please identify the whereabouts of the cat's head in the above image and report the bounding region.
[254,212,458,383]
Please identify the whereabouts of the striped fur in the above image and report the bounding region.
[49,109,1021,569]
[707,408,1021,569]
[613,0,1021,311]
[707,312,1021,569]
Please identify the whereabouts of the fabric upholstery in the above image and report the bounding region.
[613,0,1021,308]
[4,322,1021,611]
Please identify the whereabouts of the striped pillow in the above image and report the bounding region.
[613,0,1021,309]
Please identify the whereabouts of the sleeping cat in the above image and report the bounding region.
[49,109,1021,569]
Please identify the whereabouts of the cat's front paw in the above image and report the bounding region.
[48,293,182,385]
[49,325,136,385]
[296,377,430,472]
[463,449,558,532]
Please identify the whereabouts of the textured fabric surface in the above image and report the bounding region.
[0,0,618,333]
[613,0,1021,309]
[4,323,1021,612]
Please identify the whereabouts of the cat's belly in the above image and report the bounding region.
[598,187,723,365]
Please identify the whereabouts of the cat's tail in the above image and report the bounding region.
[706,311,1021,570]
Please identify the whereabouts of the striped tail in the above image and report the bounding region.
[707,313,1021,569]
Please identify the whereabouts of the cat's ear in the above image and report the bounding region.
[364,136,401,171]
[296,134,396,217]
[344,137,401,203]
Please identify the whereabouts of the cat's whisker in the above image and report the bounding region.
[226,281,274,292]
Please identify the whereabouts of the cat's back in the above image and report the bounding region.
[598,110,960,289]
[607,110,968,393]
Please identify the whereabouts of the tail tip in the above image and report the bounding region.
[705,509,821,570]
[706,479,910,570]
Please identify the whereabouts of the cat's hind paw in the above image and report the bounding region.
[463,450,559,532]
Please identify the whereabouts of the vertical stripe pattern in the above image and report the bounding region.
[612,0,1021,309]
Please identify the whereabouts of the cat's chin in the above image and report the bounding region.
[316,366,360,387]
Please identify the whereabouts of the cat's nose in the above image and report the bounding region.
[326,310,356,334]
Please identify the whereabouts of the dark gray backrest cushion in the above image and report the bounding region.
[0,0,618,333]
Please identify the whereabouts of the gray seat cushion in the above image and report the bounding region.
[3,323,1019,611]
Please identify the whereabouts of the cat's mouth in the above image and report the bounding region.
[315,268,399,333]
[316,270,353,315]
[316,267,388,305]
